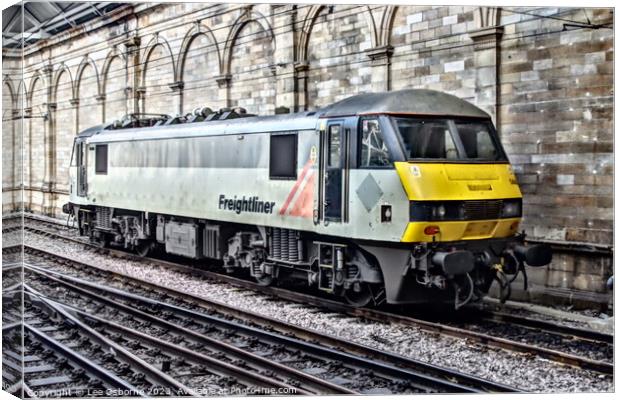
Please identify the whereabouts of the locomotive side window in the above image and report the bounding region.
[360,118,390,167]
[328,125,341,166]
[269,134,297,179]
[95,144,108,174]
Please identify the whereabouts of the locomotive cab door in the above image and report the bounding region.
[321,121,348,222]
[75,139,87,197]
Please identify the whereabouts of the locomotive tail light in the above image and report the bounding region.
[424,225,440,235]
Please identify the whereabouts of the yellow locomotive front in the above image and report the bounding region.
[375,113,551,307]
[394,117,522,242]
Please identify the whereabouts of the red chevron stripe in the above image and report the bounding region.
[288,171,316,218]
[279,159,313,215]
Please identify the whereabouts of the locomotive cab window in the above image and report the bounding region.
[393,117,506,162]
[269,133,297,179]
[360,118,391,167]
[70,141,80,167]
[453,120,499,160]
[95,144,108,175]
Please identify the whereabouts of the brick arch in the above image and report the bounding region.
[140,34,176,87]
[51,64,74,104]
[225,7,276,114]
[176,23,221,82]
[26,70,46,109]
[2,78,17,209]
[304,5,376,109]
[53,64,76,194]
[221,7,274,75]
[3,76,16,110]
[28,76,46,116]
[378,5,398,47]
[297,5,378,64]
[101,47,127,94]
[102,47,127,122]
[28,72,47,197]
[76,57,102,131]
[75,56,100,99]
[14,80,28,115]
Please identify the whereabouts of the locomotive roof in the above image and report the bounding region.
[85,89,489,143]
[86,112,319,143]
[320,89,490,118]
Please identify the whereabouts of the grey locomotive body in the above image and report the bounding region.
[64,90,550,308]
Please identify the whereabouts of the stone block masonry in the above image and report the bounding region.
[1,4,613,308]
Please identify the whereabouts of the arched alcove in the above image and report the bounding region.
[227,18,275,115]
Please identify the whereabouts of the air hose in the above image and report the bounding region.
[494,270,512,303]
[453,273,474,310]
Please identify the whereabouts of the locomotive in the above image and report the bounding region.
[63,89,551,309]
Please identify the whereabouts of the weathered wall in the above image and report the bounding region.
[1,3,613,306]
[306,5,373,108]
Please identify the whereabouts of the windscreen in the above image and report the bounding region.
[393,117,506,161]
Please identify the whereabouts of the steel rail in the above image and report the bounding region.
[25,263,474,394]
[475,310,613,344]
[18,220,613,345]
[25,287,314,396]
[23,289,199,397]
[22,231,615,376]
[43,300,316,396]
[22,244,518,393]
[36,229,613,375]
[23,322,144,396]
[2,263,23,270]
[2,320,22,331]
[3,298,143,398]
[24,265,354,395]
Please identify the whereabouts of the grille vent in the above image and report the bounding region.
[463,200,502,220]
[269,228,301,262]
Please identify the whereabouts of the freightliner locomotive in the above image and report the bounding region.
[64,89,551,308]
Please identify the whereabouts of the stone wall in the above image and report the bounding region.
[1,3,613,306]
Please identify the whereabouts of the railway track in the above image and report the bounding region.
[10,216,615,376]
[3,293,194,398]
[17,250,499,395]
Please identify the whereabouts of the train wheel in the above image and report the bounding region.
[255,274,274,287]
[344,283,374,307]
[96,235,109,249]
[135,241,153,257]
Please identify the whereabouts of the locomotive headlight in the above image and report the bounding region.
[501,199,522,218]
[434,205,446,219]
[411,202,458,221]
